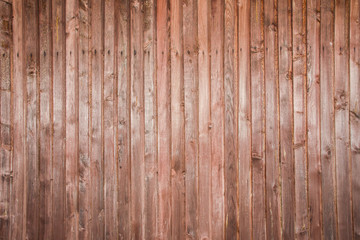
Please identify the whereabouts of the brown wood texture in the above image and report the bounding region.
[2,0,359,239]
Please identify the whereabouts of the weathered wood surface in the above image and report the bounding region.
[1,0,358,239]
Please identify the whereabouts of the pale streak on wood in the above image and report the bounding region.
[143,0,157,238]
[51,0,66,239]
[116,0,131,238]
[198,0,211,238]
[238,0,252,238]
[211,0,225,238]
[250,0,266,238]
[156,0,171,238]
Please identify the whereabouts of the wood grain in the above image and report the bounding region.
[143,0,157,238]
[156,0,171,238]
[104,0,117,239]
[183,0,198,238]
[238,0,252,239]
[320,0,337,239]
[279,0,295,238]
[39,0,52,238]
[90,0,104,238]
[334,0,352,238]
[51,0,66,239]
[198,0,211,238]
[78,0,90,238]
[0,2,12,239]
[211,0,225,238]
[264,0,281,238]
[350,0,360,238]
[306,0,322,238]
[2,1,358,239]
[292,0,309,238]
[116,0,131,238]
[250,0,266,238]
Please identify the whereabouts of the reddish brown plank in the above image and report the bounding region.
[320,0,337,239]
[104,0,117,239]
[65,0,79,238]
[250,0,266,238]
[238,0,252,239]
[264,0,281,238]
[198,0,211,238]
[211,0,225,237]
[170,0,185,238]
[292,0,309,238]
[279,0,295,238]
[39,0,53,238]
[10,0,25,238]
[130,0,145,238]
[350,0,360,238]
[116,0,131,238]
[183,0,198,238]
[24,0,40,238]
[156,0,171,238]
[143,0,157,238]
[0,2,12,239]
[334,0,352,238]
[224,0,238,238]
[78,0,91,238]
[306,0,322,238]
[52,0,66,239]
[90,0,104,238]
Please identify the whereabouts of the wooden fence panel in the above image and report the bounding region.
[0,0,358,239]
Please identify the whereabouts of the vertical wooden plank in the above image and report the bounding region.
[238,0,252,239]
[143,0,157,238]
[156,0,171,238]
[334,0,352,238]
[250,0,266,238]
[320,0,336,238]
[211,0,225,237]
[264,0,281,238]
[52,0,65,238]
[104,0,117,239]
[350,0,360,238]
[24,0,39,238]
[198,0,211,238]
[90,0,104,238]
[306,0,322,238]
[65,0,79,238]
[0,2,12,239]
[183,0,198,238]
[116,0,131,238]
[39,0,52,238]
[170,0,185,238]
[78,0,90,238]
[10,0,25,238]
[279,0,295,238]
[224,0,238,238]
[130,0,144,238]
[292,0,309,238]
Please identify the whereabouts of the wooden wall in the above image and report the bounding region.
[0,0,359,239]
